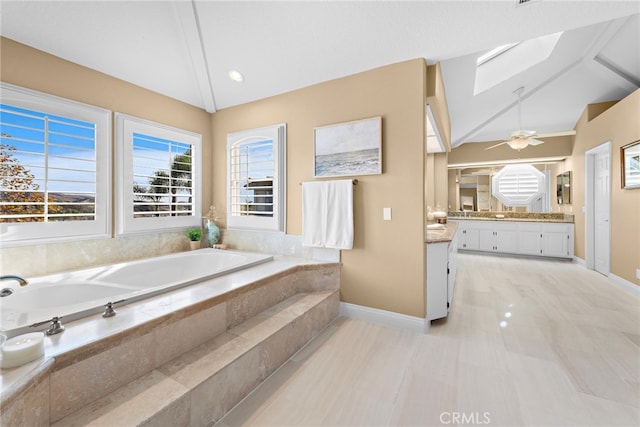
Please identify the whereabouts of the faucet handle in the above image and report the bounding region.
[31,316,65,335]
[103,299,126,318]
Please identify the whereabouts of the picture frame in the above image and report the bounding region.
[621,140,640,189]
[313,116,382,178]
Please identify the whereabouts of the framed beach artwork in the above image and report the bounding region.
[621,139,640,189]
[313,116,382,178]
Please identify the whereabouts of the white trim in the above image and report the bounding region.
[226,123,286,232]
[339,302,428,334]
[0,82,111,247]
[609,274,640,299]
[115,113,202,235]
[584,141,611,272]
[574,257,639,299]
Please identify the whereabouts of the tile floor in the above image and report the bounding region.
[218,253,640,426]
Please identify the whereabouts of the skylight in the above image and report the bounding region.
[474,32,564,95]
[476,42,520,66]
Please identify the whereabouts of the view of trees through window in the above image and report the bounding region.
[131,132,193,218]
[0,104,97,223]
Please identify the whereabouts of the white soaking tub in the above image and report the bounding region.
[0,248,273,338]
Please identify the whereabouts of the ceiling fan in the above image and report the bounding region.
[486,87,576,151]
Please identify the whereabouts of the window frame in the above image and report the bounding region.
[492,164,545,207]
[115,113,202,235]
[226,123,286,232]
[0,82,111,246]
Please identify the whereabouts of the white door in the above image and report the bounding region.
[594,149,610,275]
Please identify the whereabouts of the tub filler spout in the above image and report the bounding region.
[0,275,28,286]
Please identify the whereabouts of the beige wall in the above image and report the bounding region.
[448,136,573,165]
[212,59,428,317]
[425,153,448,212]
[426,63,451,150]
[0,37,213,276]
[571,90,640,286]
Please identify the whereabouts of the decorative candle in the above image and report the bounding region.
[1,332,45,368]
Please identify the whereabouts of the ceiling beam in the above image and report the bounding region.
[583,16,640,91]
[173,0,216,113]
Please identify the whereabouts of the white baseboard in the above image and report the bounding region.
[339,302,428,334]
[609,274,640,299]
[574,257,639,299]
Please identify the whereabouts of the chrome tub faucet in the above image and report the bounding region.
[0,275,29,286]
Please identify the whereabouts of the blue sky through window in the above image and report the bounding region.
[0,103,97,194]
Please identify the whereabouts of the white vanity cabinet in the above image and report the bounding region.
[426,228,458,321]
[453,219,574,260]
[459,221,517,253]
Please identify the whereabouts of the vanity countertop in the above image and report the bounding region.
[447,212,574,223]
[425,222,458,244]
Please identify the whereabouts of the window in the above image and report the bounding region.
[115,114,201,235]
[492,164,545,206]
[0,83,110,245]
[227,124,286,231]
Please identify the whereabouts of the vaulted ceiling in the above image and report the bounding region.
[1,1,639,148]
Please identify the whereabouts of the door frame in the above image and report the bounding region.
[584,141,611,273]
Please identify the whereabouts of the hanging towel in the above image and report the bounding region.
[302,180,353,250]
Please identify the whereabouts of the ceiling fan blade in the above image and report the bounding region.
[528,138,545,146]
[535,130,576,138]
[511,130,537,139]
[485,141,508,150]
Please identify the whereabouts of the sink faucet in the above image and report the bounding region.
[0,275,29,286]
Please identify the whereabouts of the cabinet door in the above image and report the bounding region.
[478,228,495,251]
[542,232,568,257]
[518,223,542,255]
[447,233,458,311]
[462,227,481,250]
[426,242,449,320]
[495,223,518,253]
[542,223,571,258]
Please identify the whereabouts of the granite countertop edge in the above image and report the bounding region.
[425,222,458,244]
[447,217,574,224]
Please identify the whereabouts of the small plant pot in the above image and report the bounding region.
[189,241,200,250]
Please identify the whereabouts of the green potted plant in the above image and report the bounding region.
[186,227,202,250]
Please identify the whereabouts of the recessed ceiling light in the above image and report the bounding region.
[228,70,244,82]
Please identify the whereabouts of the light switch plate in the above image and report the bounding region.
[636,269,640,280]
[383,207,392,221]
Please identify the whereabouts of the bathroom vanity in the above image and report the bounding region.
[448,212,574,260]
[425,222,458,321]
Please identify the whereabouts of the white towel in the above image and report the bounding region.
[302,180,353,250]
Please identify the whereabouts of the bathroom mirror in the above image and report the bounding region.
[556,171,572,204]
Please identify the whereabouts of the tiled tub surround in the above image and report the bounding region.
[1,249,273,338]
[0,230,190,279]
[0,228,339,280]
[221,228,340,262]
[0,257,340,426]
[447,211,574,223]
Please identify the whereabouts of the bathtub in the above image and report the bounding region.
[0,249,273,338]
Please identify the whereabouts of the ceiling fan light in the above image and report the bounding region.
[507,137,529,151]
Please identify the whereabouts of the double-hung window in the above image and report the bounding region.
[0,83,111,245]
[227,124,286,231]
[115,113,202,235]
